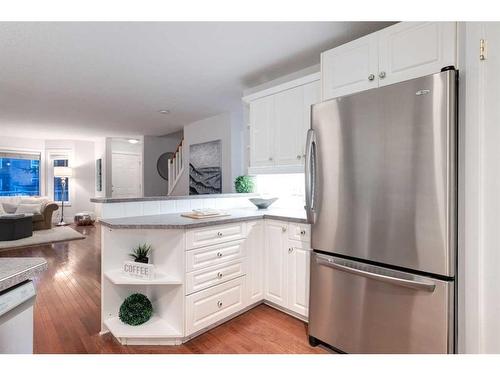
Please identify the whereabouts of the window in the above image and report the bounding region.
[53,158,70,202]
[0,152,41,196]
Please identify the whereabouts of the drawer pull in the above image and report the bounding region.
[217,232,223,237]
[217,272,223,279]
[217,300,223,308]
[300,229,306,235]
[216,252,223,257]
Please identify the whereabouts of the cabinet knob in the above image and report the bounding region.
[217,272,223,279]
[216,252,223,257]
[217,232,223,237]
[217,301,223,308]
[368,74,375,81]
[379,71,386,79]
[300,229,306,235]
[282,226,287,232]
[296,155,302,160]
[288,247,294,253]
[268,157,274,161]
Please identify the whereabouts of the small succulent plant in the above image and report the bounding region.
[129,243,152,264]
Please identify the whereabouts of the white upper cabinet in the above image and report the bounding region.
[378,22,457,86]
[321,22,457,101]
[302,80,321,157]
[321,33,379,100]
[274,87,304,166]
[249,95,274,167]
[244,73,320,174]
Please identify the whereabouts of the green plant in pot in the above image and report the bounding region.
[234,175,255,193]
[119,293,153,326]
[129,243,152,264]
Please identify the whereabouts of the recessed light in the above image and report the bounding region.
[159,109,170,114]
[128,139,139,144]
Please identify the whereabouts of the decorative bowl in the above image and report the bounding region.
[249,197,278,210]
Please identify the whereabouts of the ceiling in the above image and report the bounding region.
[0,22,394,140]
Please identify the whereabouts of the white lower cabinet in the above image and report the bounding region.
[184,219,311,338]
[246,221,264,305]
[185,276,246,336]
[264,220,312,318]
[264,220,288,306]
[287,241,311,317]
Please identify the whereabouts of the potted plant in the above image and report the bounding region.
[234,175,255,193]
[129,243,152,264]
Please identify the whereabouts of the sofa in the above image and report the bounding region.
[0,196,59,230]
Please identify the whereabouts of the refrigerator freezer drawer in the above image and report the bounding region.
[308,252,454,353]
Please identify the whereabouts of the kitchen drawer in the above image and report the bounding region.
[186,222,246,250]
[186,259,246,295]
[186,276,246,335]
[288,222,311,243]
[186,239,246,272]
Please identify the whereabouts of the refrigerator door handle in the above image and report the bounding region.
[305,129,317,224]
[315,254,436,292]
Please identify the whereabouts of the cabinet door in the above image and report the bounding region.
[274,86,304,166]
[378,22,457,86]
[264,221,287,307]
[246,221,264,305]
[287,243,311,317]
[301,81,321,160]
[321,33,379,100]
[249,95,274,167]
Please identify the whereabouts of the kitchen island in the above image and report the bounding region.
[99,208,311,345]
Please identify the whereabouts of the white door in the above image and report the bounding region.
[301,80,321,160]
[378,22,457,86]
[264,220,287,307]
[321,32,379,100]
[274,86,304,166]
[111,152,141,197]
[287,242,311,317]
[249,95,274,167]
[246,221,264,305]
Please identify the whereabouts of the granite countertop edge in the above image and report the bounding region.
[91,193,259,204]
[0,258,48,293]
[99,211,308,229]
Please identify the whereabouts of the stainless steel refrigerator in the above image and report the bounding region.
[305,69,457,354]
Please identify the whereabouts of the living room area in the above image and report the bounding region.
[0,136,97,248]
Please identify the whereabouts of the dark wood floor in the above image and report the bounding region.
[0,224,327,354]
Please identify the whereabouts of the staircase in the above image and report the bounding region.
[167,139,185,195]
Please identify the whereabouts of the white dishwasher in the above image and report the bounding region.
[0,280,37,354]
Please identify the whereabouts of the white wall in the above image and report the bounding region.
[461,22,500,354]
[174,112,243,195]
[143,132,183,197]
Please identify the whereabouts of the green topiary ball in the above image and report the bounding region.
[119,293,153,326]
[234,175,255,193]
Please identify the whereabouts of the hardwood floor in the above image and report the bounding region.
[0,224,327,354]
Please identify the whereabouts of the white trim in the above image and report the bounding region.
[242,72,320,103]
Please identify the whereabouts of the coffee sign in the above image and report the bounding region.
[122,261,154,280]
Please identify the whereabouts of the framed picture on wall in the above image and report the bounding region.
[189,140,222,195]
[96,158,102,192]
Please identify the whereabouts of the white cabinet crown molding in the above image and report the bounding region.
[242,72,320,103]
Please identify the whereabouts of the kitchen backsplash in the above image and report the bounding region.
[254,173,305,210]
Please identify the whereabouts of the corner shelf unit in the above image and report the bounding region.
[101,227,186,345]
